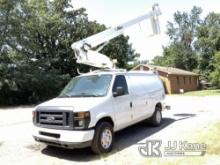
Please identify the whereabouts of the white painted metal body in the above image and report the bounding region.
[33,71,165,145]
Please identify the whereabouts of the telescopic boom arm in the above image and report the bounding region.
[71,4,161,69]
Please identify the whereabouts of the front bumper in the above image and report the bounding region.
[33,127,94,149]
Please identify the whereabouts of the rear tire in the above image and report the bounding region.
[91,122,114,154]
[149,106,162,127]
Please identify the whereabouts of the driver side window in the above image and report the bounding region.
[112,75,129,95]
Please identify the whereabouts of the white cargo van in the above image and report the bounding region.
[32,70,165,154]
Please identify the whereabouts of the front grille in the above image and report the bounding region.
[35,110,74,130]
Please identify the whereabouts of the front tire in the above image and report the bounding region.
[91,122,114,154]
[149,106,162,127]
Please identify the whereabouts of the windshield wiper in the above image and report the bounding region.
[82,94,100,97]
[58,93,102,98]
[72,93,101,97]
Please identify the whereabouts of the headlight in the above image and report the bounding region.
[74,111,90,129]
[32,111,36,123]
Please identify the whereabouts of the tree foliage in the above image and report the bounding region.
[152,6,220,87]
[0,0,137,105]
[153,6,202,70]
[195,12,220,80]
[209,52,220,88]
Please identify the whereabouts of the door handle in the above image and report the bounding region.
[130,102,133,108]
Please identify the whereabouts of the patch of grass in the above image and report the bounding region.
[196,121,220,155]
[179,89,220,96]
[141,121,220,164]
[140,157,207,165]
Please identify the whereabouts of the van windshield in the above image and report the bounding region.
[59,74,112,97]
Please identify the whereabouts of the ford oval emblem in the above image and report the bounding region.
[47,116,55,121]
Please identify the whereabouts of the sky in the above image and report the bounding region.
[71,0,220,61]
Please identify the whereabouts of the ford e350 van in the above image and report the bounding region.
[32,70,165,154]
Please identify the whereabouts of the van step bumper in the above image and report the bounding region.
[34,136,92,149]
[32,127,94,149]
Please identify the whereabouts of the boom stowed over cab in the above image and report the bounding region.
[32,4,165,154]
[71,4,161,69]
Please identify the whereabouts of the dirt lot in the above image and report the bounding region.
[0,96,220,165]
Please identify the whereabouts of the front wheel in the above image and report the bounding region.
[91,122,114,154]
[149,106,162,127]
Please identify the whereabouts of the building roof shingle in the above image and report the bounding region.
[132,64,199,76]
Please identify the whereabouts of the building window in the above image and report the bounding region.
[183,77,186,85]
[177,76,180,85]
[189,77,191,84]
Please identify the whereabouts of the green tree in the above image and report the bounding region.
[162,42,198,70]
[209,52,220,87]
[101,36,140,68]
[0,0,138,105]
[195,12,220,80]
[153,6,202,70]
[151,55,165,66]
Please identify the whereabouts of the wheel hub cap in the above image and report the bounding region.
[156,111,161,123]
[101,128,112,149]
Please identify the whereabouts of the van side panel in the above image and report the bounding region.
[126,73,165,123]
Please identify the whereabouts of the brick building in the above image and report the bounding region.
[132,64,200,94]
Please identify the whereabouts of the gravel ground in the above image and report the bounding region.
[0,96,220,165]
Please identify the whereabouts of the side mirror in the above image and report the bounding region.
[113,86,125,97]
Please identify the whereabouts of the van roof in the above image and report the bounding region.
[79,69,157,76]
